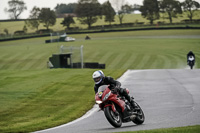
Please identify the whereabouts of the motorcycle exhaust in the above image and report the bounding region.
[130,115,136,120]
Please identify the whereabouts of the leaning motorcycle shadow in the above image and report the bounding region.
[97,123,145,132]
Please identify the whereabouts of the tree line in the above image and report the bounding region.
[4,0,200,32]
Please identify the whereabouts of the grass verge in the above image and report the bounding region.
[0,29,199,132]
[115,125,200,133]
[0,69,125,132]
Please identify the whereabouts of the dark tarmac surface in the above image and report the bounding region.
[35,69,200,133]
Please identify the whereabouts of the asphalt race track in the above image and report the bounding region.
[35,69,200,133]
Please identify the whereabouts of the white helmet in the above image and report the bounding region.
[92,70,105,84]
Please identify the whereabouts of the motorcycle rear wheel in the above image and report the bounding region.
[132,101,145,125]
[189,62,194,69]
[104,106,122,128]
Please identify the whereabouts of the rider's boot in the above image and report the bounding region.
[119,88,136,108]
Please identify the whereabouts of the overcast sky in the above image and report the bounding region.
[0,0,198,20]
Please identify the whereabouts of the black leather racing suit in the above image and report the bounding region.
[94,76,132,103]
[187,51,195,64]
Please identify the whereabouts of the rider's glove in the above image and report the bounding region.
[111,88,118,94]
[111,87,119,94]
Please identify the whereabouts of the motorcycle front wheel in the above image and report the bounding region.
[190,65,193,69]
[132,101,145,125]
[104,106,122,128]
[189,62,194,69]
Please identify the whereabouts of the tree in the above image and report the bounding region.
[5,0,27,19]
[4,29,9,35]
[110,0,126,25]
[160,0,182,24]
[102,1,116,25]
[121,4,132,14]
[75,0,101,29]
[61,15,75,30]
[117,4,132,24]
[182,0,200,22]
[38,8,56,30]
[23,25,27,33]
[117,11,125,25]
[29,6,40,19]
[55,3,78,14]
[140,0,160,25]
[25,6,41,31]
[132,4,141,11]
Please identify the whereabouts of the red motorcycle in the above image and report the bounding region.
[95,85,145,127]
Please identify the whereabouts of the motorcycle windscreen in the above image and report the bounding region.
[98,85,108,93]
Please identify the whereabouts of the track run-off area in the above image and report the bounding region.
[0,34,200,70]
[35,68,200,133]
[0,30,199,132]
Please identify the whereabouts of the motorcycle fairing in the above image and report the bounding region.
[104,94,126,112]
[104,103,116,112]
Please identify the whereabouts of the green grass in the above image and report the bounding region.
[1,11,200,34]
[1,30,200,70]
[0,69,124,132]
[0,29,200,132]
[115,125,200,133]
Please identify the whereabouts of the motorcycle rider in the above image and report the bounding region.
[92,70,135,108]
[187,51,195,65]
